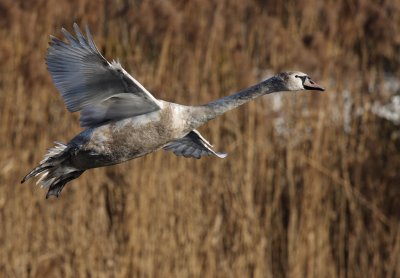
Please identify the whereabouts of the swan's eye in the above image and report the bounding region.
[295,75,299,78]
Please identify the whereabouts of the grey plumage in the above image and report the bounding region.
[22,24,324,198]
[163,130,227,159]
[47,23,161,127]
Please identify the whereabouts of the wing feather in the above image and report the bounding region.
[47,23,161,127]
[164,130,227,159]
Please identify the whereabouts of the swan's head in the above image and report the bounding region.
[278,71,325,92]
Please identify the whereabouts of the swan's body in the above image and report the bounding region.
[22,24,324,198]
[69,102,191,168]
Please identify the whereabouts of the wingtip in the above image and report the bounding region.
[73,22,84,36]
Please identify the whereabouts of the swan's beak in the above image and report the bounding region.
[304,78,325,91]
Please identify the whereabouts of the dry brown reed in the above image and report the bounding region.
[0,0,399,277]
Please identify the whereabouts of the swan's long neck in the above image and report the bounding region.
[189,76,285,127]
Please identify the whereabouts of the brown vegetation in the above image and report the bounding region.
[0,0,399,277]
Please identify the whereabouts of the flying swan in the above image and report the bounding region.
[22,24,325,198]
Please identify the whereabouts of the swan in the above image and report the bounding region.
[21,24,325,198]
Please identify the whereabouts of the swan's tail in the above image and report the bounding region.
[21,142,84,198]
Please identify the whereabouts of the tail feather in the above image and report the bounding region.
[22,142,84,198]
[46,170,83,198]
[40,141,69,163]
[21,165,52,184]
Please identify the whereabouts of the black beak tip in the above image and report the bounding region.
[304,85,325,92]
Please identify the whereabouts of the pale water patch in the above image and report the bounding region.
[372,96,400,125]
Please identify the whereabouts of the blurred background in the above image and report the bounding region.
[0,0,399,277]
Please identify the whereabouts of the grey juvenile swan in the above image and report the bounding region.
[22,24,325,198]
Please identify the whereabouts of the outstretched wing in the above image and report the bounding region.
[164,130,227,159]
[47,23,161,127]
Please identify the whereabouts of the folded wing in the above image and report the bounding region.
[164,130,227,159]
[47,23,161,127]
